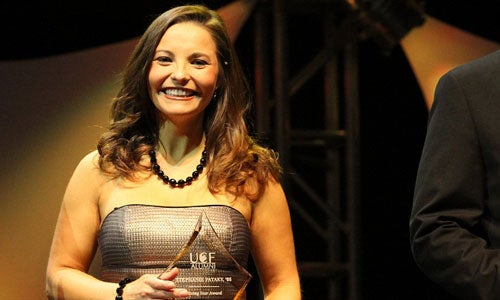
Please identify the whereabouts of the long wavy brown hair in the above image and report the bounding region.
[97,5,281,200]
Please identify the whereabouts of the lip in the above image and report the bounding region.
[160,87,199,100]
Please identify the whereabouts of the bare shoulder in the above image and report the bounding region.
[64,150,109,201]
[72,150,105,179]
[77,150,99,168]
[252,178,288,215]
[261,178,286,200]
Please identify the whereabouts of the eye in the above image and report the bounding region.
[192,59,209,68]
[154,56,172,65]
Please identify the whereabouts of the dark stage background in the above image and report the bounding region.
[2,0,500,299]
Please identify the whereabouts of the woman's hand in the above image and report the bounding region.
[123,268,189,299]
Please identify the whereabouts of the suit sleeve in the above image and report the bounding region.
[410,70,500,300]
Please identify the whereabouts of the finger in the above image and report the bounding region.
[158,267,180,281]
[154,288,190,299]
[149,277,175,291]
[171,288,190,298]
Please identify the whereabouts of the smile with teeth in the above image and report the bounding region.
[161,88,197,98]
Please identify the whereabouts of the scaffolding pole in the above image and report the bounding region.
[253,1,361,299]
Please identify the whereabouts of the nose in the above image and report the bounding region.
[171,64,189,83]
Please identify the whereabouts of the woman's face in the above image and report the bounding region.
[148,21,219,123]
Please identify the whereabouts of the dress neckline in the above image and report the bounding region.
[101,203,247,229]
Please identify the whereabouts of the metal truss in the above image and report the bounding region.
[251,0,362,299]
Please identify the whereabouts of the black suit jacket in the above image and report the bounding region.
[410,50,500,300]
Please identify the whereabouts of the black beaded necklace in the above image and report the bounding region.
[149,147,207,187]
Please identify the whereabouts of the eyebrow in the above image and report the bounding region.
[154,50,212,59]
[189,52,213,61]
[155,49,210,57]
[154,50,173,56]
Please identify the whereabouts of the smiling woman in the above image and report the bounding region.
[45,4,301,300]
[148,22,219,123]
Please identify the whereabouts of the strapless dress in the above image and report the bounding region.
[98,204,251,299]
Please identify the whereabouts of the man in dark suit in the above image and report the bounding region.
[410,50,500,300]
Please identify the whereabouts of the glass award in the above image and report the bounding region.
[159,212,252,299]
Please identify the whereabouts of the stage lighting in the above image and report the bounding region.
[217,0,258,42]
[352,0,500,109]
[401,16,500,108]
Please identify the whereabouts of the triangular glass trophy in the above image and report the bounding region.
[159,212,252,299]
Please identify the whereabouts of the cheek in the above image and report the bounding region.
[147,67,160,89]
[146,77,155,100]
[202,70,219,91]
[147,71,162,102]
